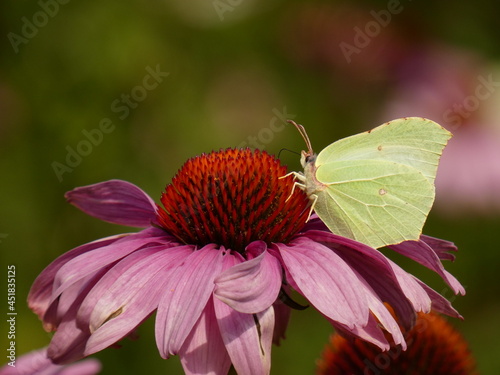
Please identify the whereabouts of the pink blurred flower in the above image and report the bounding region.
[279,4,406,84]
[0,347,101,375]
[383,45,500,214]
[436,123,500,214]
[29,148,463,374]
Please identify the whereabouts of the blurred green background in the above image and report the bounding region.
[1,0,499,373]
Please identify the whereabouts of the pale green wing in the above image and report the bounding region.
[316,117,452,184]
[313,159,434,249]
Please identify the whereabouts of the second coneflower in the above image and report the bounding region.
[317,311,477,375]
[29,148,464,375]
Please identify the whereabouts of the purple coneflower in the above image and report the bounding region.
[29,148,464,374]
[317,311,477,375]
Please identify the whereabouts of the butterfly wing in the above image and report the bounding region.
[309,117,451,248]
[313,159,435,249]
[316,117,452,185]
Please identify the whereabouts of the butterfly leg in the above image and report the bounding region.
[280,172,306,202]
[286,180,305,202]
[279,171,305,182]
[305,193,317,222]
[281,171,316,221]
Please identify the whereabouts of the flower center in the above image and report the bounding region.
[156,148,310,253]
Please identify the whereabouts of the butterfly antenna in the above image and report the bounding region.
[278,148,300,159]
[287,120,314,156]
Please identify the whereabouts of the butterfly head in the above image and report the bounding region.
[300,150,316,168]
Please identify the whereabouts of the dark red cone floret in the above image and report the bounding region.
[317,312,478,375]
[156,148,310,253]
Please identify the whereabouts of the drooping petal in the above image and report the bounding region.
[156,245,224,358]
[81,245,192,356]
[179,297,232,375]
[330,313,391,351]
[389,239,465,295]
[44,270,108,331]
[214,296,274,375]
[367,302,406,350]
[415,279,463,319]
[353,274,406,349]
[387,259,432,314]
[304,225,464,314]
[303,230,417,331]
[420,235,459,261]
[48,317,90,365]
[65,180,157,228]
[214,242,281,314]
[28,234,125,321]
[316,249,406,350]
[274,237,369,328]
[272,294,291,346]
[46,276,100,364]
[50,228,169,303]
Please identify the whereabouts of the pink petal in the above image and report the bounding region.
[44,272,105,331]
[178,297,232,375]
[389,239,465,295]
[48,319,89,365]
[387,259,432,314]
[274,237,369,328]
[339,262,406,349]
[364,288,406,349]
[78,246,172,328]
[214,243,281,314]
[155,245,224,358]
[0,348,51,375]
[0,347,101,375]
[214,296,274,375]
[51,228,168,304]
[420,235,459,261]
[65,180,157,228]
[302,230,416,330]
[81,245,192,356]
[58,358,102,375]
[331,314,390,351]
[316,243,406,349]
[272,296,291,346]
[47,288,93,364]
[415,279,463,319]
[28,235,124,322]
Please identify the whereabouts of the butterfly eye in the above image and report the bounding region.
[300,150,315,168]
[305,154,316,164]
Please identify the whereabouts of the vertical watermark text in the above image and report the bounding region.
[6,265,16,367]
